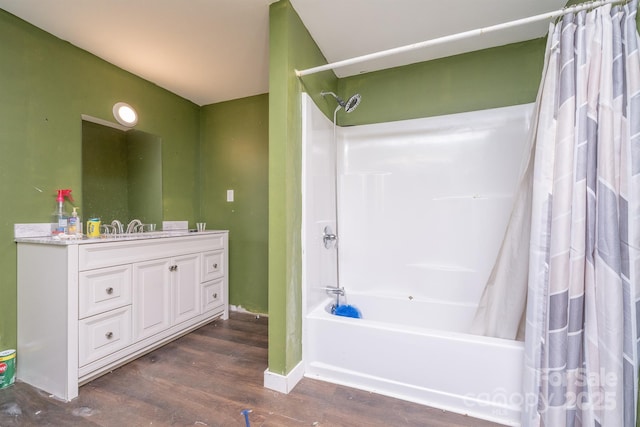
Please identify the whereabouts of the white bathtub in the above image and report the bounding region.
[303,293,524,426]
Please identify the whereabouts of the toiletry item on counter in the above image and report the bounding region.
[87,218,101,238]
[51,189,73,236]
[68,207,82,236]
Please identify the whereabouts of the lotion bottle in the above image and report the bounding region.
[68,207,81,236]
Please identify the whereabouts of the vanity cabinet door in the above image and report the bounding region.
[171,253,201,325]
[133,258,171,341]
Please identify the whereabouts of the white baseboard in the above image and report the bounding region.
[263,361,304,394]
[230,304,268,317]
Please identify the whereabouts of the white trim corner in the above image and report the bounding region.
[263,361,304,394]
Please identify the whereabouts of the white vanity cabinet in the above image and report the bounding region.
[133,252,202,340]
[16,231,228,401]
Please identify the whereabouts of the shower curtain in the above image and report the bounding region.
[473,1,640,424]
[520,2,640,426]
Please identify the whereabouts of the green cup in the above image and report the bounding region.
[0,349,16,389]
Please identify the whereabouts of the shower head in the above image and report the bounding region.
[343,93,361,113]
[321,91,361,113]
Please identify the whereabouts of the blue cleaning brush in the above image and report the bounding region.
[241,409,252,427]
[333,304,362,318]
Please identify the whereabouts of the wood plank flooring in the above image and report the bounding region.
[0,312,504,426]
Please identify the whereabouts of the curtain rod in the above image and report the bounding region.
[295,0,627,77]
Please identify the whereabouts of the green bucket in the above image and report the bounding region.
[0,349,16,389]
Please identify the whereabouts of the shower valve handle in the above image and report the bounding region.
[323,226,337,249]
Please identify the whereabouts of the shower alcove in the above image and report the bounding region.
[301,93,533,426]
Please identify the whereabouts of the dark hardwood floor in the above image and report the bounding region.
[0,312,504,426]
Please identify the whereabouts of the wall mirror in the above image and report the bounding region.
[81,117,162,227]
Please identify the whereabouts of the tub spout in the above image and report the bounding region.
[324,286,346,310]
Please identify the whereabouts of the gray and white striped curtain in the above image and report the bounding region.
[522,1,640,426]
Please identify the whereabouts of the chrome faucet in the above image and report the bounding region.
[126,219,142,233]
[111,220,124,234]
[324,286,345,309]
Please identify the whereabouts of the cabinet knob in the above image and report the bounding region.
[106,287,114,295]
[213,263,218,269]
[169,265,178,271]
[213,293,218,299]
[105,332,113,339]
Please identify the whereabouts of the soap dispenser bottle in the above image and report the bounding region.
[51,189,73,235]
[68,207,81,236]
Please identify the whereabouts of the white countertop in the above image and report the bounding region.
[15,230,228,246]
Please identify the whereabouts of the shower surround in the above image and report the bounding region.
[301,93,534,425]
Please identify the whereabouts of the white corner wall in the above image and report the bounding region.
[301,94,338,317]
[337,104,534,305]
[302,95,534,311]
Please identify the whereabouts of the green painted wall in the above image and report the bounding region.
[337,39,547,126]
[267,0,337,375]
[200,94,269,314]
[0,9,201,351]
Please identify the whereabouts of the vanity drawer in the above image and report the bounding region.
[201,250,224,282]
[79,234,225,271]
[79,265,132,319]
[202,279,224,312]
[79,306,132,367]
